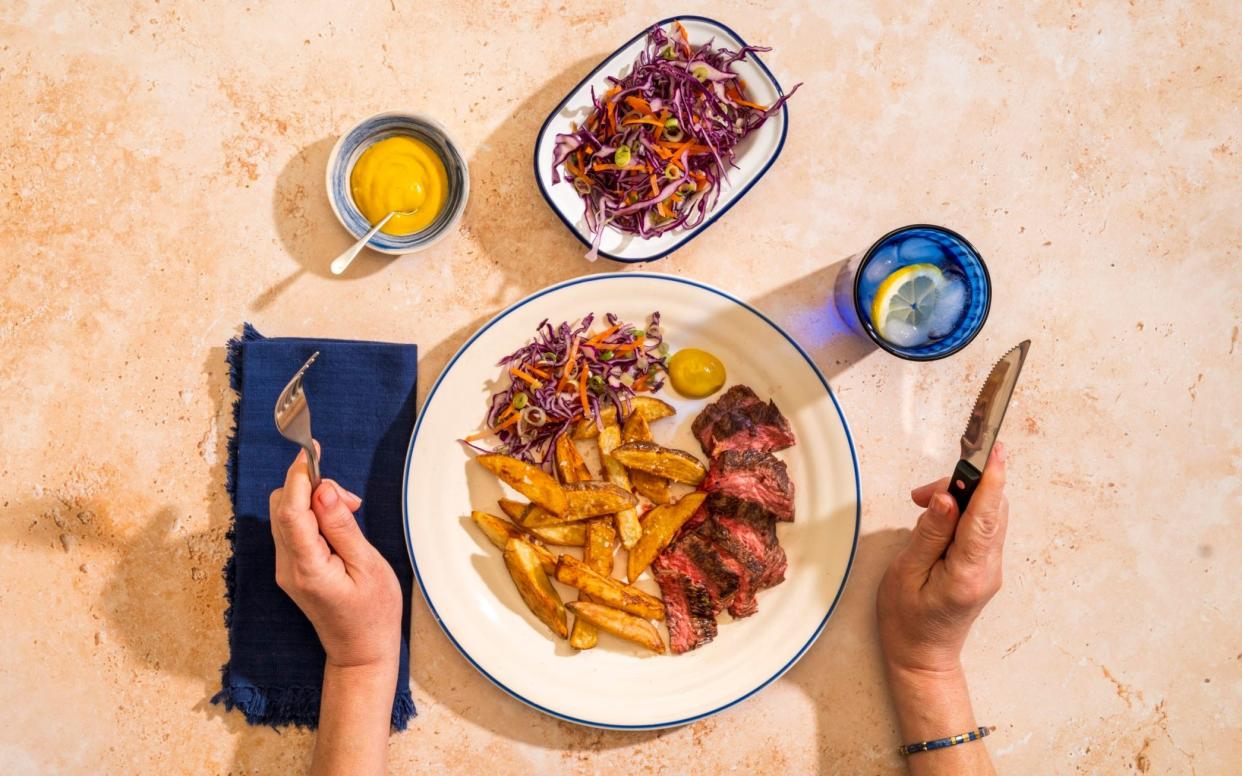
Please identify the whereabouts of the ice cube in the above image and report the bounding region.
[882,318,931,349]
[898,236,944,264]
[862,244,899,289]
[928,277,968,338]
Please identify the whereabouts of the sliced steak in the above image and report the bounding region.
[692,384,796,456]
[701,493,787,618]
[652,548,718,654]
[676,528,741,613]
[704,449,795,521]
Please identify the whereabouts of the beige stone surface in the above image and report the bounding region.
[1,0,1239,773]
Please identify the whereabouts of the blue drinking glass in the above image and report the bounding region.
[833,224,991,360]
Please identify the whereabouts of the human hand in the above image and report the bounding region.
[877,443,1009,677]
[269,448,402,670]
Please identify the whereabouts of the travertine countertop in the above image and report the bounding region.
[1,1,1238,773]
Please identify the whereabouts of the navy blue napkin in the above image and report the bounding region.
[213,323,417,729]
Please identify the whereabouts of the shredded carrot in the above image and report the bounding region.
[674,20,691,56]
[510,367,543,387]
[726,84,767,111]
[525,364,550,379]
[464,412,520,442]
[592,162,650,173]
[611,339,644,354]
[648,175,659,197]
[624,95,653,114]
[586,323,622,346]
[657,199,673,219]
[620,116,665,128]
[559,338,579,390]
[578,367,590,417]
[633,372,651,392]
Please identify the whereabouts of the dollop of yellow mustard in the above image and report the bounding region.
[668,348,727,398]
[349,135,448,236]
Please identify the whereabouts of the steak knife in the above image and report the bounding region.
[948,340,1031,512]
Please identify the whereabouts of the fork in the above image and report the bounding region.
[274,351,322,490]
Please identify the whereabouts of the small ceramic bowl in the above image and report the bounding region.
[326,112,469,255]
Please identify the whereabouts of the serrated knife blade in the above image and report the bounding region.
[948,340,1030,512]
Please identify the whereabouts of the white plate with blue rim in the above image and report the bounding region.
[404,273,860,729]
[533,16,796,263]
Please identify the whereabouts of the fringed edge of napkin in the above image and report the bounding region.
[210,323,415,731]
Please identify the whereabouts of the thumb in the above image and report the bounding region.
[312,482,373,567]
[901,493,961,572]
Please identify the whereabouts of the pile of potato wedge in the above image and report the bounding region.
[469,396,710,654]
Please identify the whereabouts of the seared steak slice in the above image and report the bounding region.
[704,449,795,521]
[702,494,787,618]
[652,548,718,654]
[692,384,796,456]
[677,528,740,612]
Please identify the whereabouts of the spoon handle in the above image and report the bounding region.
[330,212,396,275]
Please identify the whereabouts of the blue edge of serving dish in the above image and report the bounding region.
[532,15,793,264]
[402,272,862,730]
[328,114,469,253]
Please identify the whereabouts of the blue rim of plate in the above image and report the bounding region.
[402,272,862,730]
[532,15,792,264]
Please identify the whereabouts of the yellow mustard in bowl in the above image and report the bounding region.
[349,135,448,235]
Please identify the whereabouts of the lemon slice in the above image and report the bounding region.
[870,263,945,345]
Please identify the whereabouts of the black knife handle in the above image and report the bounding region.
[948,459,983,514]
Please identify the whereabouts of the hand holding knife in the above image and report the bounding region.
[948,340,1030,513]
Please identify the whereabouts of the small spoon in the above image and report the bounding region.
[330,210,412,275]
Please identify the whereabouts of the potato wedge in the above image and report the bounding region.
[470,511,556,575]
[503,538,568,639]
[555,434,591,484]
[569,517,618,649]
[497,500,588,545]
[525,521,587,546]
[566,601,664,654]
[626,491,707,583]
[517,482,638,526]
[597,422,643,548]
[610,441,707,486]
[555,555,664,620]
[622,413,672,505]
[478,453,567,515]
[572,396,676,439]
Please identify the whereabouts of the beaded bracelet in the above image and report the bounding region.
[898,726,995,756]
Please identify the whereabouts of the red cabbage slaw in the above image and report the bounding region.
[551,22,801,259]
[463,313,668,468]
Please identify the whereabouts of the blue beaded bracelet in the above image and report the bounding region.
[898,726,995,756]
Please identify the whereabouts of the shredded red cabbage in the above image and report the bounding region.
[552,22,801,259]
[462,313,668,468]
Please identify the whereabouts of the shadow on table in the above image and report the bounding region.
[250,135,394,312]
[749,257,879,385]
[0,343,317,772]
[457,55,634,309]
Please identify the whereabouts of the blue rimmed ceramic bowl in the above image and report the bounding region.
[326,112,470,255]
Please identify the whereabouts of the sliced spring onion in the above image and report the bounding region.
[512,392,529,410]
[600,350,615,361]
[614,144,632,167]
[522,406,547,427]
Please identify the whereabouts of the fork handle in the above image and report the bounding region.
[304,443,322,491]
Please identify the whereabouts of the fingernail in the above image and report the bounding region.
[994,442,1006,463]
[318,485,338,508]
[930,494,949,518]
[343,488,362,503]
